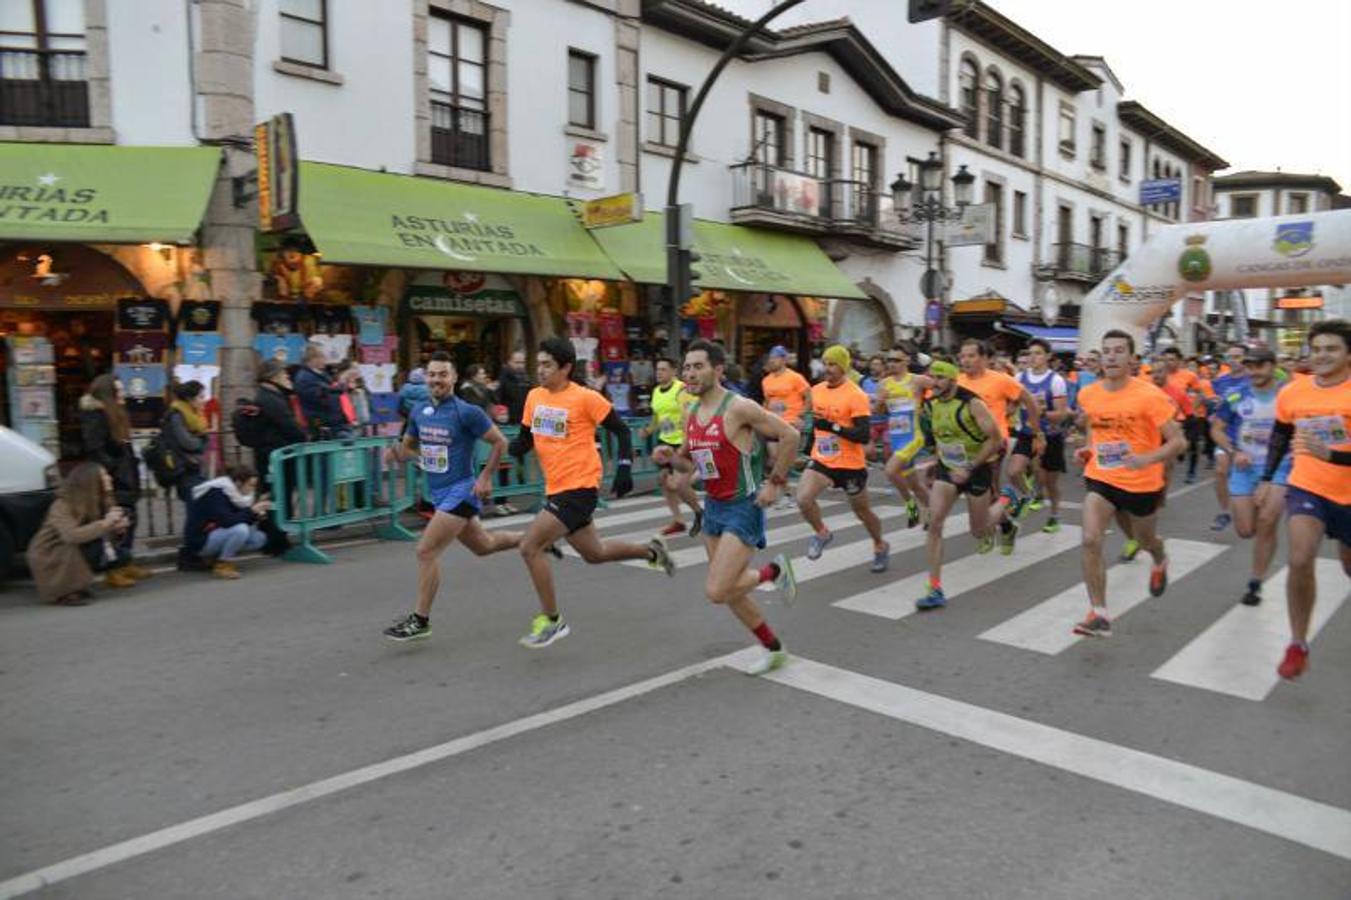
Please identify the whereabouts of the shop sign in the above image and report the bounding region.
[0,177,110,226]
[581,193,641,229]
[254,112,299,232]
[1275,294,1323,310]
[1102,277,1175,305]
[567,141,604,191]
[404,286,525,318]
[391,213,548,262]
[701,247,791,288]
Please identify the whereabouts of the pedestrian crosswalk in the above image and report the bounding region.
[542,494,1345,704]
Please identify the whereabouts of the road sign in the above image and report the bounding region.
[921,268,944,300]
[1139,179,1181,205]
[581,192,642,229]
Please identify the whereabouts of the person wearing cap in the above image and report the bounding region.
[759,345,812,504]
[798,344,890,571]
[1210,346,1292,607]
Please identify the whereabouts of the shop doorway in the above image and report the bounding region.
[736,293,809,373]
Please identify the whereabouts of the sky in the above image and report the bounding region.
[989,0,1351,190]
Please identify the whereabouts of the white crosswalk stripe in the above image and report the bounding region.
[755,513,968,591]
[833,525,1083,619]
[483,494,659,531]
[1150,559,1351,701]
[976,538,1228,654]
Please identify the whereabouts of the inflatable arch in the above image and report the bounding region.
[1078,210,1351,351]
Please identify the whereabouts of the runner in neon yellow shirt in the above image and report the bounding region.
[874,346,933,528]
[644,357,704,536]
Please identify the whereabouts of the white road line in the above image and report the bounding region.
[833,525,1083,620]
[0,649,758,899]
[977,539,1229,654]
[482,494,664,530]
[1151,559,1350,701]
[756,513,971,591]
[756,655,1351,863]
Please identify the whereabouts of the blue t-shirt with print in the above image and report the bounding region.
[408,395,492,492]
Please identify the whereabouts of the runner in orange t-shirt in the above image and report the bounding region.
[957,339,1042,535]
[1071,330,1186,638]
[1159,347,1210,483]
[1258,319,1351,681]
[797,344,890,572]
[759,345,812,505]
[511,338,675,649]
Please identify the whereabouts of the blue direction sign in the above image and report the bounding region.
[1140,178,1181,205]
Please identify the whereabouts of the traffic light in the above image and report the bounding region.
[677,247,703,302]
[908,0,952,23]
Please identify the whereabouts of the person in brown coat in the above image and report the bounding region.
[78,373,152,588]
[28,463,132,605]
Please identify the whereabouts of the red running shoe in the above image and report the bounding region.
[1149,558,1168,597]
[1277,643,1309,681]
[660,521,688,537]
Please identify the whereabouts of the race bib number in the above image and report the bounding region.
[659,417,678,437]
[420,443,449,474]
[690,448,720,482]
[532,405,569,437]
[769,400,787,414]
[937,442,967,468]
[815,433,841,458]
[1237,418,1272,459]
[887,400,915,436]
[1095,441,1131,469]
[1296,415,1349,445]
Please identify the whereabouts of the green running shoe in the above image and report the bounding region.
[905,497,921,528]
[998,520,1019,555]
[1027,498,1045,511]
[519,614,571,649]
[1042,516,1061,534]
[772,552,797,606]
[977,534,996,554]
[1119,538,1141,562]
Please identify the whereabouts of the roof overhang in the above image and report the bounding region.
[1117,100,1230,171]
[1212,171,1343,195]
[945,1,1101,93]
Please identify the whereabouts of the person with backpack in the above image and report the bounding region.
[161,380,210,501]
[234,359,305,502]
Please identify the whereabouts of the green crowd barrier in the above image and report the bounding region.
[268,437,421,564]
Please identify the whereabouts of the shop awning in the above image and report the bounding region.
[0,143,221,244]
[1007,323,1079,352]
[588,213,867,299]
[296,162,623,279]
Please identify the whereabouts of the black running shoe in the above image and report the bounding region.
[1240,587,1262,606]
[384,613,430,642]
[690,509,704,539]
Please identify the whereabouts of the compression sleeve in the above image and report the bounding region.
[509,425,534,459]
[600,408,634,461]
[1262,421,1293,481]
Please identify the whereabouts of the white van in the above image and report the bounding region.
[0,427,60,581]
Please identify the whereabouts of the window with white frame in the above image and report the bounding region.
[984,68,1003,150]
[1090,122,1106,170]
[0,0,90,126]
[1231,194,1257,218]
[280,0,328,68]
[428,14,489,171]
[1012,190,1027,237]
[1007,83,1026,158]
[567,50,596,130]
[646,76,686,149]
[1119,138,1132,179]
[1288,193,1309,214]
[1058,102,1076,156]
[984,181,1004,264]
[959,57,979,139]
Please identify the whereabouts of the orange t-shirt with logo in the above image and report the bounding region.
[809,379,871,470]
[522,381,612,494]
[762,368,811,426]
[1078,379,1178,493]
[958,369,1023,436]
[1275,376,1351,504]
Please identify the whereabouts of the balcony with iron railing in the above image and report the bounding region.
[728,161,918,250]
[0,48,89,127]
[1037,242,1123,283]
[430,101,490,172]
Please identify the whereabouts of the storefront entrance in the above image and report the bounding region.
[402,274,529,377]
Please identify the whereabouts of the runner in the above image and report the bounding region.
[653,340,800,676]
[875,345,933,528]
[1210,347,1291,606]
[1018,339,1072,533]
[1072,330,1185,637]
[759,345,811,506]
[643,357,703,537]
[915,357,1015,610]
[797,344,890,571]
[957,338,1042,549]
[382,352,526,642]
[1259,318,1351,680]
[1158,347,1210,484]
[1207,342,1251,531]
[510,337,676,649]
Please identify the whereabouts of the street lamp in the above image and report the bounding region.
[892,152,974,345]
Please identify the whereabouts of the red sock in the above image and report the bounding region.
[929,576,942,591]
[752,622,781,651]
[758,563,780,584]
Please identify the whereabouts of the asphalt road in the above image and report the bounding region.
[1,471,1348,899]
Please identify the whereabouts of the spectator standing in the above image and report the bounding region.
[252,359,306,493]
[459,363,497,412]
[182,466,272,579]
[28,463,132,604]
[495,350,531,425]
[293,343,345,438]
[398,368,431,419]
[78,373,151,587]
[162,380,209,501]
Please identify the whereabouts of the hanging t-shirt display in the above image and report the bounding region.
[178,332,223,365]
[356,363,398,394]
[251,302,305,334]
[351,305,389,345]
[310,304,354,335]
[173,364,222,399]
[253,333,308,364]
[310,333,352,365]
[113,331,169,364]
[571,336,598,363]
[117,297,171,332]
[358,336,400,364]
[176,300,222,332]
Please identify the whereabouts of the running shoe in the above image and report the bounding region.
[689,509,704,538]
[384,613,431,642]
[648,535,676,576]
[1277,643,1308,680]
[905,498,921,529]
[998,521,1019,556]
[1042,516,1061,534]
[1240,585,1262,606]
[546,543,564,560]
[660,521,687,537]
[772,553,797,606]
[1149,556,1168,597]
[1027,497,1045,512]
[1012,497,1032,521]
[1119,538,1141,562]
[977,535,995,555]
[870,542,890,573]
[519,614,571,649]
[1210,512,1232,532]
[915,587,947,611]
[746,647,788,676]
[1020,472,1037,495]
[1184,472,1197,484]
[1073,610,1112,638]
[806,531,834,560]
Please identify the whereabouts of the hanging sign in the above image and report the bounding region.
[945,203,995,246]
[255,112,299,232]
[581,193,642,229]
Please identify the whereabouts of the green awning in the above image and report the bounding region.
[297,162,623,279]
[0,143,221,244]
[589,213,867,299]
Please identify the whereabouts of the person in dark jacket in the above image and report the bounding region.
[458,363,496,411]
[183,465,271,579]
[253,360,306,492]
[495,350,530,425]
[78,373,150,587]
[162,380,210,501]
[293,342,344,438]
